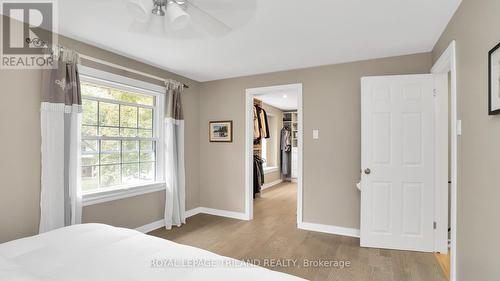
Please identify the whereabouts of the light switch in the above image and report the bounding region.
[457,120,462,136]
[313,129,319,139]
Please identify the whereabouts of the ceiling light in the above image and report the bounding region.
[126,0,153,22]
[148,12,166,35]
[166,1,191,30]
[152,3,165,16]
[283,94,288,98]
[126,0,233,36]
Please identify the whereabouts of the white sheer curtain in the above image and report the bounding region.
[39,49,82,233]
[164,80,185,229]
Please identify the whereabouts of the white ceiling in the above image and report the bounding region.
[257,90,298,111]
[57,0,462,82]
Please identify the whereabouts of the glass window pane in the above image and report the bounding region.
[120,105,137,128]
[100,165,121,187]
[81,82,110,99]
[100,140,120,164]
[99,127,119,137]
[80,81,158,191]
[123,141,139,163]
[110,88,154,106]
[82,140,99,166]
[82,154,99,166]
[120,128,137,137]
[122,163,140,184]
[123,152,139,163]
[101,153,120,165]
[81,166,99,191]
[138,108,153,129]
[82,125,97,137]
[140,151,155,162]
[123,140,138,151]
[100,140,120,151]
[82,99,98,125]
[82,140,98,153]
[140,141,153,151]
[140,162,155,181]
[99,102,119,127]
[138,129,152,138]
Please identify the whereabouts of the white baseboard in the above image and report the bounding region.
[197,207,249,220]
[185,207,203,218]
[298,221,360,238]
[135,219,165,233]
[136,207,248,233]
[186,207,248,221]
[261,179,283,191]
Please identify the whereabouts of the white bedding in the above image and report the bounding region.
[0,224,305,281]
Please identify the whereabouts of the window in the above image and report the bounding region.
[261,138,267,167]
[80,73,164,195]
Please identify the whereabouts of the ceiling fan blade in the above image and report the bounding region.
[185,0,232,37]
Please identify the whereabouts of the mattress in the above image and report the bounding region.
[0,223,306,281]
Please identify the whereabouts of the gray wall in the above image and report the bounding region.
[199,53,432,228]
[0,31,201,243]
[432,0,500,280]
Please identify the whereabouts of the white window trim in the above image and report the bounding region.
[82,182,166,206]
[263,166,279,174]
[78,65,166,206]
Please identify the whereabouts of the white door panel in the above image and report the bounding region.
[360,74,435,252]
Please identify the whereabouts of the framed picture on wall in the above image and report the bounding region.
[209,120,233,142]
[488,42,500,115]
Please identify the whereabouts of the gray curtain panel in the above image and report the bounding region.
[164,80,186,229]
[39,48,83,233]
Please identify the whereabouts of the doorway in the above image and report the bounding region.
[245,84,303,223]
[431,41,458,281]
[359,41,457,281]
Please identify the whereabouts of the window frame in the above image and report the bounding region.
[79,66,166,206]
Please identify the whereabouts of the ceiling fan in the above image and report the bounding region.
[126,0,232,36]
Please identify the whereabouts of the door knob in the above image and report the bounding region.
[364,168,371,175]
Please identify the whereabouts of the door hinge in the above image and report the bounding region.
[433,89,438,97]
[433,221,437,229]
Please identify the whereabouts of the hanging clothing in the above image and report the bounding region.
[280,126,292,177]
[253,154,265,198]
[164,79,186,230]
[253,106,260,139]
[258,107,270,139]
[281,127,292,152]
[253,105,270,143]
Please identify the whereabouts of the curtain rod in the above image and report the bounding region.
[78,54,189,89]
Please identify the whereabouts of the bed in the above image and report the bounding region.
[0,224,305,281]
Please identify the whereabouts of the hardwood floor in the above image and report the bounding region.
[434,252,450,281]
[149,182,447,281]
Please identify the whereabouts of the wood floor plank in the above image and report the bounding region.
[149,182,447,281]
[434,252,450,280]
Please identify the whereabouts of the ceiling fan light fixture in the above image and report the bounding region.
[152,3,165,16]
[126,0,153,22]
[166,1,190,30]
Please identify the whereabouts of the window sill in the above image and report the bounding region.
[82,182,166,207]
[263,166,279,174]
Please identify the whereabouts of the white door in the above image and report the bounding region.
[360,74,435,252]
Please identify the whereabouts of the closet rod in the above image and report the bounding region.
[79,54,189,89]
